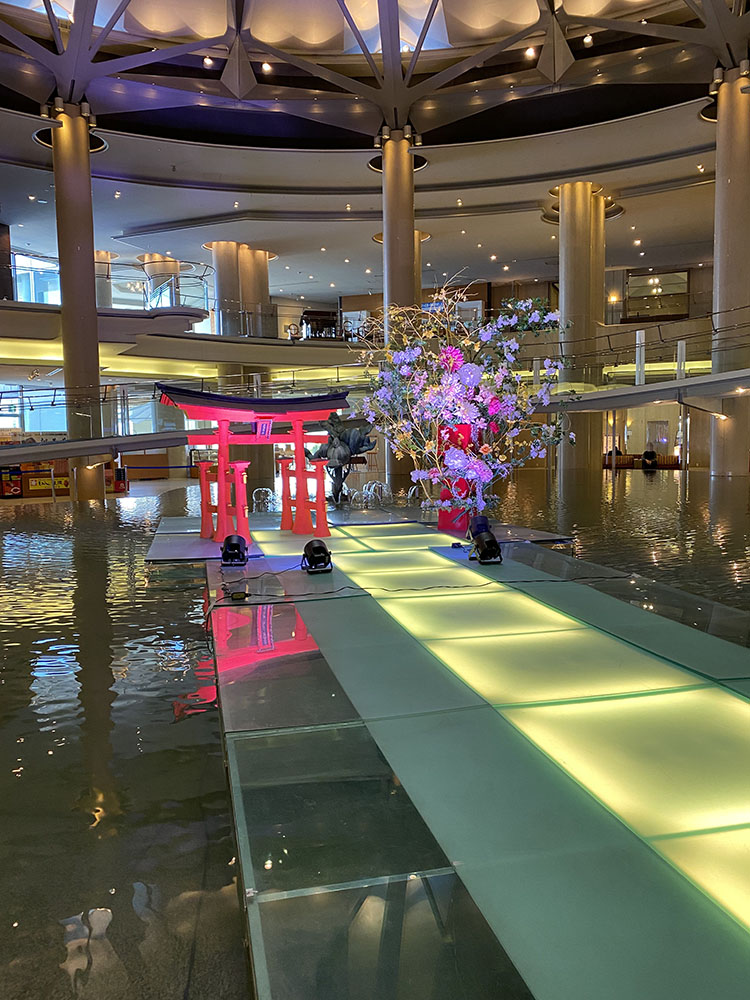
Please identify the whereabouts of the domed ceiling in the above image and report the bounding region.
[0,0,742,145]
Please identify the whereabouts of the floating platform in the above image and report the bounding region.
[195,516,750,999]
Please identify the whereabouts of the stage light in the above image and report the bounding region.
[302,539,333,574]
[469,516,502,564]
[221,534,248,566]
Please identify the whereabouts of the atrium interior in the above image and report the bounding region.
[1,2,750,999]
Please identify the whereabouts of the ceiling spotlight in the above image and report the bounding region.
[329,282,335,287]
[308,274,314,279]
[634,239,641,246]
[525,47,536,59]
[344,257,350,263]
[234,200,239,208]
[28,195,36,201]
[630,225,636,230]
[365,267,372,274]
[490,254,497,261]
[698,262,704,267]
[456,198,463,206]
[285,265,290,269]
[345,203,351,211]
[696,163,705,173]
[203,55,214,68]
[460,229,466,235]
[261,61,272,73]
[503,264,509,271]
[639,251,645,256]
[320,246,326,251]
[114,190,121,199]
[583,33,593,47]
[477,242,482,248]
[426,262,432,267]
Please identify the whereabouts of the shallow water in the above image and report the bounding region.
[0,492,248,1000]
[1,470,749,998]
[495,468,750,612]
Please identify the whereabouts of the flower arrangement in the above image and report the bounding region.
[359,286,574,517]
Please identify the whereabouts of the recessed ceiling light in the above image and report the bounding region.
[476,243,482,248]
[525,47,536,59]
[285,265,290,269]
[460,229,466,235]
[344,258,350,263]
[203,55,214,68]
[308,274,314,279]
[28,195,35,201]
[640,18,647,24]
[166,250,172,255]
[698,262,704,267]
[630,225,636,230]
[634,239,641,246]
[320,247,326,251]
[426,262,431,267]
[17,224,23,228]
[490,254,497,261]
[639,251,645,256]
[261,62,272,73]
[442,271,447,276]
[696,163,705,173]
[300,294,305,299]
[456,198,463,206]
[329,282,335,287]
[345,203,351,211]
[583,33,593,47]
[233,201,239,208]
[365,268,372,274]
[114,190,121,199]
[503,264,509,271]
[551,234,556,240]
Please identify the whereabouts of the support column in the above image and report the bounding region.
[413,229,423,307]
[51,103,104,500]
[138,253,181,307]
[556,181,605,472]
[238,244,274,338]
[0,222,12,300]
[94,251,117,308]
[711,68,750,476]
[381,130,416,493]
[210,241,242,336]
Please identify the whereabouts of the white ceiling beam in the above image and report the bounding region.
[404,0,440,86]
[89,0,134,60]
[334,0,383,87]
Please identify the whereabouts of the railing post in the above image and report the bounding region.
[635,329,646,385]
[676,339,686,380]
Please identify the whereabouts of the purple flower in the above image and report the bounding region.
[458,363,483,387]
[439,346,464,372]
[444,447,469,472]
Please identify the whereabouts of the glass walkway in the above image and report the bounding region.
[206,520,750,1000]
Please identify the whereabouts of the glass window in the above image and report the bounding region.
[625,271,689,320]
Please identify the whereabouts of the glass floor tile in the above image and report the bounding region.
[336,521,433,537]
[256,535,369,557]
[359,533,461,551]
[654,826,750,932]
[345,565,504,598]
[502,686,750,840]
[332,550,451,575]
[377,591,577,640]
[253,870,533,1000]
[251,528,351,541]
[227,723,449,895]
[425,629,702,706]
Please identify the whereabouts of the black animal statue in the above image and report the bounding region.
[307,412,376,503]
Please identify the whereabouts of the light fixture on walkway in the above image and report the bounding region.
[302,539,332,574]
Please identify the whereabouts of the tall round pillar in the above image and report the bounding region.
[210,241,242,336]
[557,181,604,472]
[94,251,117,308]
[382,130,416,318]
[238,244,272,338]
[51,103,104,500]
[413,229,423,307]
[138,253,181,307]
[711,68,750,476]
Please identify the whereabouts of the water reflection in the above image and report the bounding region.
[0,491,247,1000]
[495,469,750,611]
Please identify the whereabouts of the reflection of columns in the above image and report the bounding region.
[94,251,117,308]
[210,242,273,338]
[557,181,605,471]
[711,68,750,476]
[382,130,416,317]
[51,103,104,500]
[414,229,423,306]
[138,253,180,306]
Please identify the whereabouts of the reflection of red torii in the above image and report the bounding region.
[158,384,350,543]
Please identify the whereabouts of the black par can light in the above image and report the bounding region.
[302,538,333,574]
[221,534,248,566]
[469,515,502,565]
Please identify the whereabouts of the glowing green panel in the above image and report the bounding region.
[347,566,505,598]
[426,630,700,706]
[337,523,433,537]
[333,550,450,575]
[378,591,577,639]
[503,687,750,838]
[655,827,750,931]
[257,535,367,556]
[251,527,349,541]
[360,532,461,551]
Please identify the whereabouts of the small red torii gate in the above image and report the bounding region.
[158,383,349,543]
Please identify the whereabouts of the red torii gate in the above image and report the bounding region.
[158,384,349,543]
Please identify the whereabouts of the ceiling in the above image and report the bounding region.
[0,98,718,303]
[0,0,742,146]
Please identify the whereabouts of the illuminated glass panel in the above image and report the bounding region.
[360,532,463,551]
[337,522,434,537]
[426,630,699,705]
[503,688,750,839]
[346,566,504,598]
[333,550,450,575]
[378,591,575,639]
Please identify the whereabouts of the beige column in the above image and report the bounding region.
[210,241,242,336]
[381,130,417,493]
[711,68,750,476]
[138,253,181,307]
[51,103,104,500]
[94,251,117,308]
[413,229,423,307]
[557,181,605,471]
[238,244,273,338]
